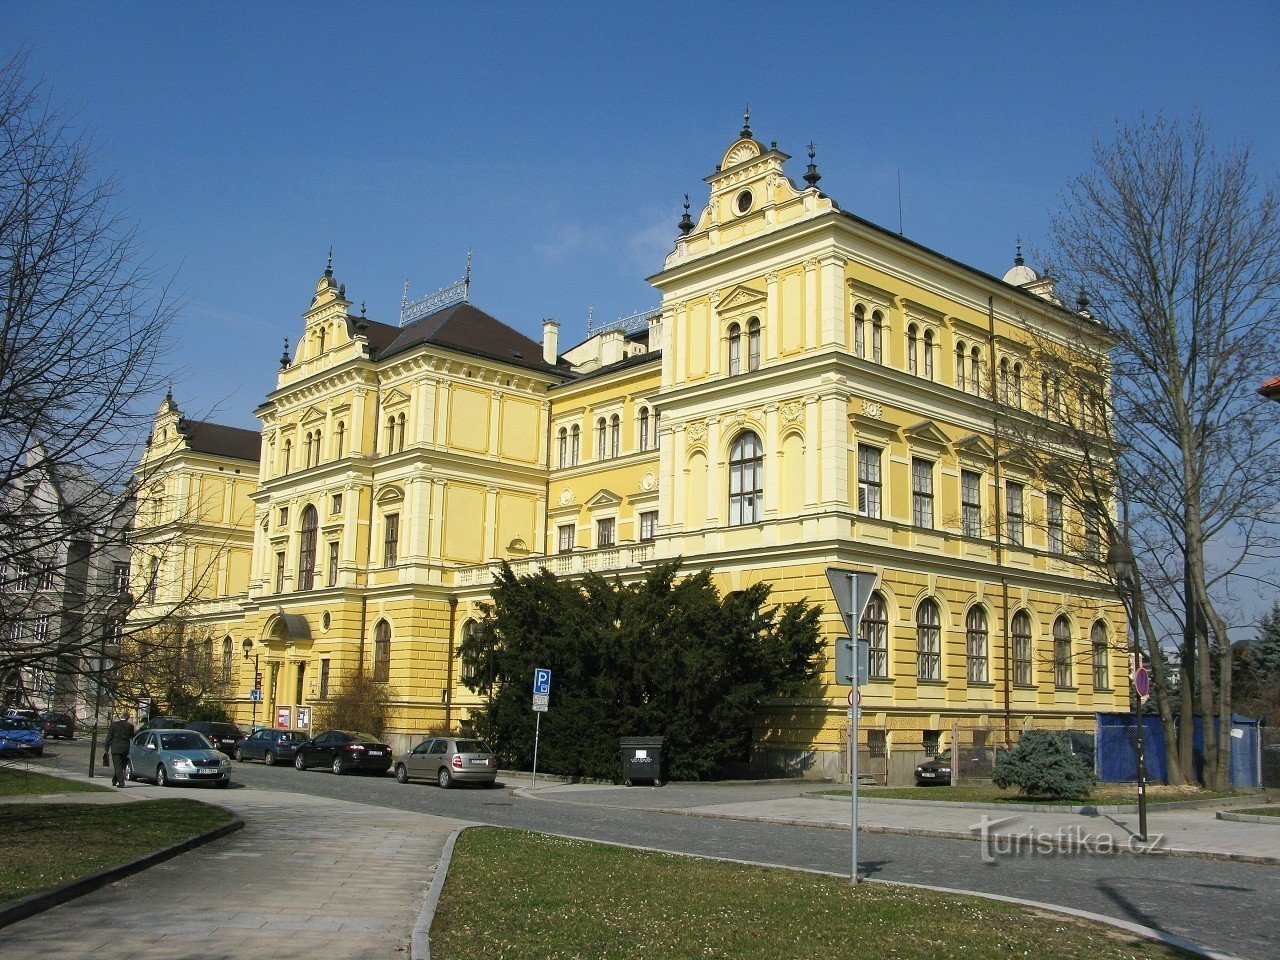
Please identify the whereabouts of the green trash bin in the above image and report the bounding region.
[620,736,665,786]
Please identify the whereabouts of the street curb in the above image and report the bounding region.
[1217,810,1280,824]
[411,825,467,960]
[810,792,1266,814]
[0,813,245,930]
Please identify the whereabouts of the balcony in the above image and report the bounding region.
[454,541,656,588]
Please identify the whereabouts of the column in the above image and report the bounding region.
[488,390,502,458]
[662,424,684,533]
[804,396,820,506]
[660,305,678,388]
[485,486,499,560]
[821,255,844,347]
[819,393,848,506]
[427,479,446,560]
[707,289,722,378]
[705,416,721,527]
[763,404,780,517]
[765,272,779,365]
[804,259,819,352]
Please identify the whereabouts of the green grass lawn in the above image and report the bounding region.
[0,767,109,797]
[0,799,234,904]
[1235,806,1280,817]
[431,828,1197,960]
[817,783,1243,805]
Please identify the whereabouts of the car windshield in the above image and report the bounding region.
[158,732,210,751]
[933,750,952,762]
[209,724,241,737]
[350,732,380,744]
[454,740,491,754]
[1,718,37,731]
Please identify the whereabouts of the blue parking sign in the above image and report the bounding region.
[533,668,552,695]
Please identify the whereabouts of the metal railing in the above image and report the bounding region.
[454,541,656,587]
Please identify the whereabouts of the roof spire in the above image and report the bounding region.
[1014,236,1024,266]
[325,247,333,278]
[803,142,821,189]
[678,193,694,235]
[1076,287,1090,313]
[280,339,291,370]
[740,103,752,139]
[464,248,473,300]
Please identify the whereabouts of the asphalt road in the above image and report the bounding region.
[35,739,1278,960]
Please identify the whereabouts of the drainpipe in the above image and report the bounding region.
[357,380,383,677]
[445,596,457,731]
[988,296,1012,746]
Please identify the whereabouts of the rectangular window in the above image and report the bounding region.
[1084,508,1101,559]
[639,511,658,541]
[872,317,883,364]
[319,658,330,700]
[331,493,343,514]
[1047,492,1064,554]
[961,470,982,538]
[1006,481,1024,546]
[34,615,51,644]
[383,513,400,566]
[1013,632,1033,686]
[1093,642,1110,691]
[113,562,130,594]
[857,445,882,518]
[923,730,941,755]
[327,541,339,587]
[854,313,866,357]
[557,524,575,554]
[38,568,54,590]
[1054,638,1073,689]
[275,552,285,593]
[278,506,288,527]
[911,458,934,529]
[867,729,887,759]
[596,517,616,549]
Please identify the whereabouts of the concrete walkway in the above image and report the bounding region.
[1,772,468,960]
[517,782,1280,864]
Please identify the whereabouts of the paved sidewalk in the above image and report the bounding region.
[518,782,1280,863]
[1,774,468,960]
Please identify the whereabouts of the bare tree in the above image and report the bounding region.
[1042,114,1280,789]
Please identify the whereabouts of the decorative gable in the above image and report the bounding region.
[954,434,995,460]
[383,387,411,408]
[904,421,952,450]
[584,489,623,509]
[298,405,326,426]
[716,284,767,316]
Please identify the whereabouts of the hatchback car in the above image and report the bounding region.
[395,737,498,788]
[39,712,75,740]
[0,717,44,757]
[125,729,230,787]
[293,730,392,775]
[236,728,309,765]
[186,721,244,755]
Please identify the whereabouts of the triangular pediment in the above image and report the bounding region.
[1001,446,1041,474]
[298,405,326,425]
[717,284,767,315]
[383,387,411,407]
[955,434,995,459]
[904,420,952,448]
[584,488,623,508]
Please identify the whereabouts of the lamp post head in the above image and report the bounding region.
[241,638,254,660]
[1106,538,1136,586]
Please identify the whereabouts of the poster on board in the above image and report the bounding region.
[276,706,291,729]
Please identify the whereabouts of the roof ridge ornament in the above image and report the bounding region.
[740,103,752,139]
[678,193,694,235]
[400,251,472,327]
[325,247,333,278]
[804,142,821,189]
[1015,236,1024,266]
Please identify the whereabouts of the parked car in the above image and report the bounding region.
[236,728,309,765]
[38,712,75,739]
[394,737,498,788]
[293,730,393,775]
[185,721,244,755]
[141,715,188,731]
[0,716,45,757]
[4,707,40,721]
[125,729,230,787]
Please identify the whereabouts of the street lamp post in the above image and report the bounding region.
[1107,536,1148,842]
[242,638,260,730]
[88,591,130,780]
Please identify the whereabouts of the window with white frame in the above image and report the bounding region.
[727,322,742,375]
[1092,621,1110,690]
[857,444,882,518]
[907,324,919,375]
[860,590,889,679]
[911,458,934,528]
[871,310,884,364]
[596,517,616,548]
[746,318,761,371]
[728,432,764,526]
[609,414,620,458]
[383,512,400,566]
[1053,616,1073,688]
[1047,492,1064,554]
[557,524,575,554]
[923,328,934,379]
[916,599,941,681]
[639,511,658,541]
[558,427,568,467]
[638,409,650,451]
[1006,481,1024,546]
[595,418,607,460]
[570,425,580,464]
[966,606,989,683]
[1012,611,1033,685]
[854,304,866,357]
[961,470,982,538]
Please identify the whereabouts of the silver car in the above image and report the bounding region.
[394,737,498,788]
[125,729,231,788]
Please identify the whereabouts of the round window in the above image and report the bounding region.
[735,190,753,214]
[321,612,331,632]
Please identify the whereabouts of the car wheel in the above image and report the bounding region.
[294,755,306,771]
[156,765,171,787]
[437,767,452,789]
[124,760,135,782]
[216,778,230,789]
[395,764,409,784]
[332,756,345,776]
[624,778,633,787]
[234,747,244,762]
[264,751,276,767]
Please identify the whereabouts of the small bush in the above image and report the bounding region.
[993,731,1097,800]
[312,673,392,736]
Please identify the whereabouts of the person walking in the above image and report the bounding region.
[103,712,135,787]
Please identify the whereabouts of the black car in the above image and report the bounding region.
[186,721,244,755]
[294,730,393,775]
[38,712,75,739]
[236,727,309,765]
[915,750,955,785]
[141,715,188,731]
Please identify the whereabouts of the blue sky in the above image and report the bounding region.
[6,1,1279,433]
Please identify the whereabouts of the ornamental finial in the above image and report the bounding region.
[280,339,291,369]
[325,247,333,278]
[678,193,694,235]
[740,103,752,139]
[803,142,821,189]
[1015,236,1024,266]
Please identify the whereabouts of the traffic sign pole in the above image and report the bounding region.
[848,573,860,886]
[531,668,551,787]
[1132,664,1150,841]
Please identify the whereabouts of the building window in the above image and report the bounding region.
[383,513,400,566]
[727,322,742,375]
[1084,508,1101,559]
[14,565,32,592]
[1006,481,1024,546]
[907,324,919,375]
[857,444,882,518]
[956,341,968,390]
[558,427,568,467]
[335,421,345,457]
[332,492,343,514]
[397,413,407,452]
[1054,616,1073,688]
[871,310,884,364]
[970,347,981,394]
[966,607,989,684]
[728,431,764,526]
[147,556,158,602]
[1012,363,1023,408]
[596,517,616,548]
[911,458,934,529]
[275,552,285,593]
[854,304,866,357]
[639,511,658,541]
[570,424,580,464]
[916,599,941,681]
[1046,492,1064,554]
[279,506,289,527]
[999,357,1010,402]
[319,658,331,699]
[34,614,51,645]
[638,409,650,451]
[221,637,233,684]
[746,318,761,371]
[461,621,481,684]
[922,328,934,380]
[297,505,318,590]
[868,728,887,759]
[282,439,291,473]
[609,414,620,458]
[295,663,306,705]
[113,562,130,594]
[1012,611,1033,686]
[372,620,391,683]
[923,729,942,755]
[327,541,339,587]
[860,590,889,679]
[37,567,54,590]
[1092,621,1110,690]
[596,417,607,459]
[557,525,575,554]
[961,470,982,538]
[653,410,660,448]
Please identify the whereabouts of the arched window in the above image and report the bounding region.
[956,340,968,389]
[1041,372,1051,417]
[298,505,318,590]
[570,424,580,464]
[653,411,660,448]
[460,620,482,684]
[1091,621,1110,690]
[747,318,761,371]
[638,409,650,451]
[282,439,292,473]
[1053,616,1073,688]
[314,430,322,465]
[595,417,607,459]
[203,639,214,679]
[907,324,919,375]
[1012,363,1023,407]
[318,327,327,353]
[970,346,981,394]
[1012,610,1033,685]
[966,607,989,683]
[609,414,620,457]
[922,329,934,379]
[558,427,568,468]
[871,310,884,364]
[916,599,941,681]
[859,590,889,679]
[396,413,407,452]
[728,431,763,526]
[304,433,313,467]
[385,416,396,451]
[999,357,1010,402]
[335,421,345,457]
[221,636,233,684]
[727,322,742,375]
[854,304,866,357]
[372,620,391,683]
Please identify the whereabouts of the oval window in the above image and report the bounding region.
[321,612,331,631]
[735,190,753,214]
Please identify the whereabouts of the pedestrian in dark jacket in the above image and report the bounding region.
[103,713,135,787]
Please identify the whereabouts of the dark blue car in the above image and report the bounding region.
[235,728,309,766]
[0,717,45,757]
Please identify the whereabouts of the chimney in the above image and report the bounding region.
[542,318,559,365]
[600,329,625,366]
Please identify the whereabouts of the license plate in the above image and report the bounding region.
[921,772,936,778]
[367,750,383,756]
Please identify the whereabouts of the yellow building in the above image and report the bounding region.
[130,124,1128,778]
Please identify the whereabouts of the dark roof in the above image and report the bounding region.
[372,302,567,375]
[179,419,260,461]
[551,349,661,389]
[1261,375,1280,400]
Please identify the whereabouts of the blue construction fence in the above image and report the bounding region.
[1095,712,1261,787]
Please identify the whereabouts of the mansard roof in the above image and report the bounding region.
[369,302,567,376]
[178,419,261,462]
